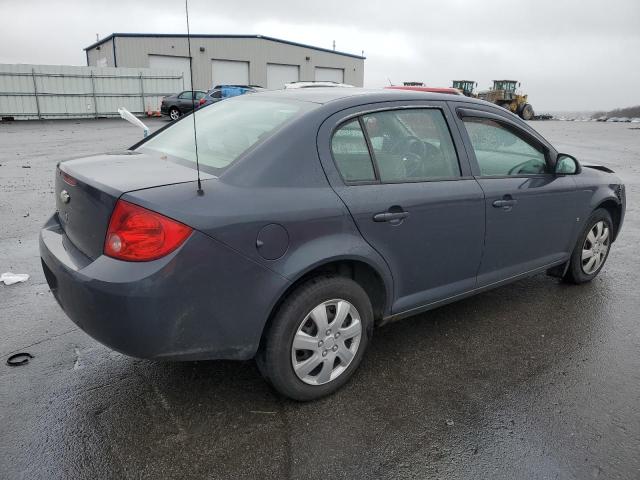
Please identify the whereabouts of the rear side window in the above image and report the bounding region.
[331,120,376,182]
[140,97,316,173]
[462,117,547,176]
[362,109,460,182]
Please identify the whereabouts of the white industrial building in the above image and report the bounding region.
[84,33,365,91]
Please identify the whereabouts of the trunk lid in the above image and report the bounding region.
[56,151,214,259]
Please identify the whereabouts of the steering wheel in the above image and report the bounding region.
[392,135,426,158]
[391,136,428,178]
[508,159,543,175]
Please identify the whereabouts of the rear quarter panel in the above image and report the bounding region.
[124,108,395,315]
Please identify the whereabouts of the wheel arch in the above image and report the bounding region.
[595,198,623,241]
[259,256,391,351]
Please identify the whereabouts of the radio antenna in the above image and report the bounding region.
[185,0,203,195]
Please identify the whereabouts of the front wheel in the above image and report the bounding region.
[257,276,373,401]
[169,107,181,121]
[564,209,613,284]
[520,104,534,120]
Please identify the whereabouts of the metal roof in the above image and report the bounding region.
[84,33,366,59]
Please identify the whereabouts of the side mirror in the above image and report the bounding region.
[555,153,580,175]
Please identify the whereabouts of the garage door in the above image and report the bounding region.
[211,60,249,88]
[148,55,191,90]
[315,67,344,83]
[267,64,299,89]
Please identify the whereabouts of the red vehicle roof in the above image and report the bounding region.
[385,86,463,95]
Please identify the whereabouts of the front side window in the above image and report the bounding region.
[331,120,376,182]
[462,117,547,176]
[361,109,460,182]
[140,97,316,173]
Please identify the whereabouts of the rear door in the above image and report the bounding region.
[452,105,581,286]
[317,101,485,314]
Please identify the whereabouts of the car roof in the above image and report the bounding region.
[254,87,487,106]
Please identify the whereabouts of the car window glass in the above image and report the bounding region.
[361,109,460,182]
[331,120,376,182]
[178,91,191,99]
[195,91,206,100]
[141,97,316,173]
[462,117,547,176]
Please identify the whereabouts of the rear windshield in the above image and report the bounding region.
[139,96,316,173]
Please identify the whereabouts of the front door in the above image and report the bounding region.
[455,109,581,286]
[318,102,485,314]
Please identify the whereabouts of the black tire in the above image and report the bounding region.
[169,107,181,121]
[257,275,373,401]
[520,104,534,120]
[563,208,613,284]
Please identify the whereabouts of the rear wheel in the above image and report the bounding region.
[520,104,534,120]
[169,107,180,121]
[257,276,373,401]
[564,209,613,284]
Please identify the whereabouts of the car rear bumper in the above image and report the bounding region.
[39,214,289,361]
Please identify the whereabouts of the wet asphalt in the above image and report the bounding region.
[0,118,639,480]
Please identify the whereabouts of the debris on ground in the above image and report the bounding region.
[6,352,34,367]
[0,272,30,285]
[446,419,455,426]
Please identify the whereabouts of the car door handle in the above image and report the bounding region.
[492,198,518,208]
[373,211,409,222]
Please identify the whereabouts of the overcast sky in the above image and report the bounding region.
[1,0,638,111]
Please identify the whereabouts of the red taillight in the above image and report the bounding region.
[198,97,206,106]
[60,171,77,186]
[104,200,192,261]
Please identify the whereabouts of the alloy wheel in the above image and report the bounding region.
[170,109,180,120]
[291,299,362,386]
[581,220,610,274]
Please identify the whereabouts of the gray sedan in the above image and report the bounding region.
[40,88,625,400]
